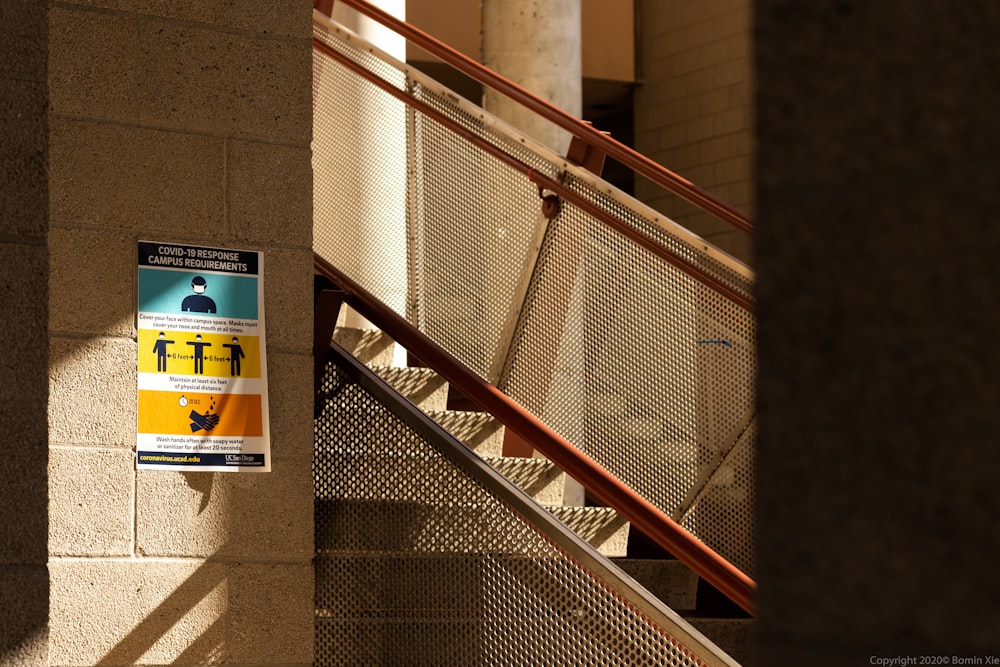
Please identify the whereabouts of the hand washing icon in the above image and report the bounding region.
[189,397,220,433]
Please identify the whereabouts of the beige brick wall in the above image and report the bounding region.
[46,2,314,665]
[634,0,754,263]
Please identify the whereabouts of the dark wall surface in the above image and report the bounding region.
[755,2,1000,664]
[0,1,49,665]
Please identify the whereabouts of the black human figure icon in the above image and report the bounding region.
[186,334,212,375]
[222,337,246,376]
[181,276,217,313]
[152,331,175,372]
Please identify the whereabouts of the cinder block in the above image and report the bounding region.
[228,562,313,665]
[231,0,313,37]
[715,155,750,186]
[49,559,227,666]
[136,22,311,142]
[48,336,136,447]
[49,228,134,336]
[136,461,313,559]
[228,140,312,247]
[0,2,46,80]
[713,107,751,136]
[49,118,225,233]
[0,244,48,404]
[49,6,136,119]
[262,247,313,351]
[685,116,716,144]
[699,88,731,117]
[0,405,48,565]
[49,447,133,557]
[56,0,228,26]
[265,350,314,459]
[0,78,48,236]
[0,566,49,666]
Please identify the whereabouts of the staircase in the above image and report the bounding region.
[320,322,754,665]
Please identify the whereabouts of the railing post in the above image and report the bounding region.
[313,0,334,17]
[566,121,610,177]
[314,279,346,397]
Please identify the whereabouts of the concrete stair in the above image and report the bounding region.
[336,326,626,557]
[327,325,753,664]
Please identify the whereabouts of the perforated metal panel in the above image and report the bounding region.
[500,185,756,575]
[315,348,737,666]
[312,13,755,580]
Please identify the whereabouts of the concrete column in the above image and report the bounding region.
[46,3,314,665]
[317,0,408,338]
[482,0,582,155]
[482,0,582,503]
[756,2,1000,664]
[0,2,49,664]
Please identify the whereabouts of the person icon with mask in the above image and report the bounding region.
[222,336,246,376]
[187,334,211,374]
[181,276,217,314]
[152,331,175,372]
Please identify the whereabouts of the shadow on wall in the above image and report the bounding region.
[0,568,49,664]
[97,560,227,665]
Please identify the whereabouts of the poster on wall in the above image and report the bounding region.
[136,241,271,472]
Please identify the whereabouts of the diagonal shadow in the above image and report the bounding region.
[96,561,227,666]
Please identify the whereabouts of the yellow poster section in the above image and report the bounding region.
[138,390,263,437]
[139,329,261,378]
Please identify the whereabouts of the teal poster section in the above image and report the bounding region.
[138,267,259,319]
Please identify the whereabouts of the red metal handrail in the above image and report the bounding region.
[315,254,756,615]
[315,0,753,236]
[311,34,753,313]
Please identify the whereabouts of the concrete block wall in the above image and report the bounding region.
[46,2,314,665]
[1,3,51,664]
[634,0,753,263]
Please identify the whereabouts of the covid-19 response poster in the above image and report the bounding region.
[136,241,271,472]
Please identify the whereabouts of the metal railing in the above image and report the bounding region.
[315,330,742,666]
[312,0,756,611]
[316,258,755,614]
[321,0,753,237]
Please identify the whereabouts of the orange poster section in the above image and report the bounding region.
[137,390,263,437]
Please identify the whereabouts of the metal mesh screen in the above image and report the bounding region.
[315,350,734,666]
[313,23,411,317]
[499,188,756,575]
[312,16,755,577]
[409,81,554,379]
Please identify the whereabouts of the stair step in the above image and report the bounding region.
[317,498,564,554]
[547,506,629,558]
[314,449,561,505]
[613,558,699,611]
[316,498,630,559]
[425,410,504,456]
[484,455,565,505]
[333,326,395,366]
[315,552,681,662]
[315,617,475,666]
[370,365,449,411]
